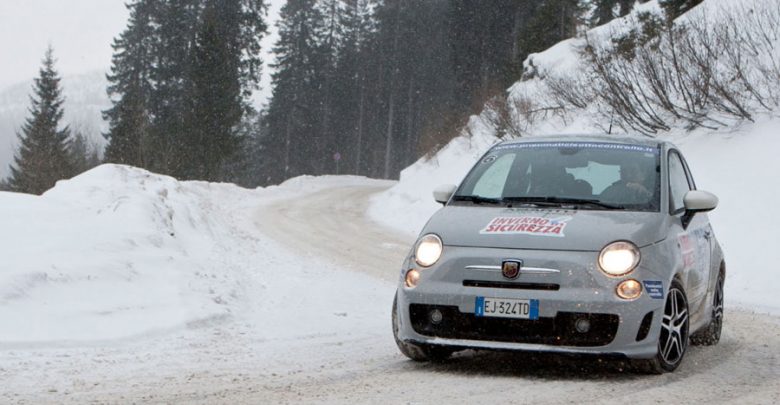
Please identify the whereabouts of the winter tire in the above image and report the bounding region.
[691,269,724,346]
[636,279,690,374]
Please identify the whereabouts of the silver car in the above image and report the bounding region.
[392,136,725,373]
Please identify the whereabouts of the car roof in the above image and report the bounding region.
[495,134,673,149]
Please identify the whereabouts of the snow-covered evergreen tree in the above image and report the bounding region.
[7,47,74,195]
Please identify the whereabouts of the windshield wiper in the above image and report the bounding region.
[502,196,625,210]
[451,195,504,205]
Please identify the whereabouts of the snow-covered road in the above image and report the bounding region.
[2,178,779,404]
[249,185,780,404]
[255,184,412,283]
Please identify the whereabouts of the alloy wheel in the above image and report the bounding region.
[659,286,689,365]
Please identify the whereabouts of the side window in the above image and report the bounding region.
[668,151,692,214]
[472,153,516,198]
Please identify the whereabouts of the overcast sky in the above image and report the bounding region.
[0,0,282,106]
[0,1,128,89]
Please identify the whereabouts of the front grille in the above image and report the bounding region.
[463,280,560,291]
[409,304,619,347]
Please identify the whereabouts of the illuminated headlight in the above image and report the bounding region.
[415,234,443,267]
[598,241,640,276]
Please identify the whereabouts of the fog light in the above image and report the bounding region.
[430,309,443,324]
[575,318,591,333]
[405,269,420,288]
[616,279,642,300]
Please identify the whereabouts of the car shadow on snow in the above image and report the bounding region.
[404,350,650,380]
[399,338,737,381]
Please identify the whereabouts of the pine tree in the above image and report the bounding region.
[589,0,636,26]
[149,0,201,176]
[231,0,268,105]
[7,47,74,195]
[103,0,157,167]
[185,0,244,181]
[104,0,266,180]
[591,0,618,26]
[334,0,376,175]
[372,0,404,179]
[312,0,342,175]
[618,0,636,16]
[265,0,324,181]
[69,131,101,175]
[659,0,703,20]
[518,0,585,57]
[181,0,267,181]
[230,110,269,186]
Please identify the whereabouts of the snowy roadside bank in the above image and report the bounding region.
[0,165,393,346]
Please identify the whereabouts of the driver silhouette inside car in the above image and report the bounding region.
[600,162,654,203]
[526,163,592,198]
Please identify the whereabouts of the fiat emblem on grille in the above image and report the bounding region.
[502,260,522,279]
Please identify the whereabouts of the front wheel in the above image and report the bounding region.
[391,293,453,362]
[636,279,690,374]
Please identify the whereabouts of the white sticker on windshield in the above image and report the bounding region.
[480,216,572,237]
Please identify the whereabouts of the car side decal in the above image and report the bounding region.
[480,215,572,237]
[643,280,664,299]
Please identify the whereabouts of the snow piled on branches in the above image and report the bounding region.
[521,0,780,135]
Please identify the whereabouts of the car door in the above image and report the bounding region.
[668,150,711,311]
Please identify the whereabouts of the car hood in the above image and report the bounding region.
[423,205,666,251]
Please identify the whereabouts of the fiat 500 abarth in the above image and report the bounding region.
[392,136,725,373]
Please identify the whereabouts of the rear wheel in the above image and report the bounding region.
[691,270,724,346]
[392,293,453,362]
[636,280,689,374]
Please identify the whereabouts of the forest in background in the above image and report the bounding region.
[4,0,709,193]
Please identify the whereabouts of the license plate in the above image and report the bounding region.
[475,296,539,320]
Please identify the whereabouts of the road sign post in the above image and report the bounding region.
[333,152,341,175]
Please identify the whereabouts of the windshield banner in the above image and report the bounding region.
[491,141,659,154]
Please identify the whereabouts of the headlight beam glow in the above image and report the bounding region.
[598,241,640,276]
[415,234,443,267]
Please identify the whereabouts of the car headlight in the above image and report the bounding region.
[598,241,640,276]
[415,234,443,267]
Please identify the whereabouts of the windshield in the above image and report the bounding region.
[454,141,661,211]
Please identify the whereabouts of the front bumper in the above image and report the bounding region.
[395,245,666,359]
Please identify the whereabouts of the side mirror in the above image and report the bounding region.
[433,184,457,205]
[681,190,718,229]
[683,190,718,212]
